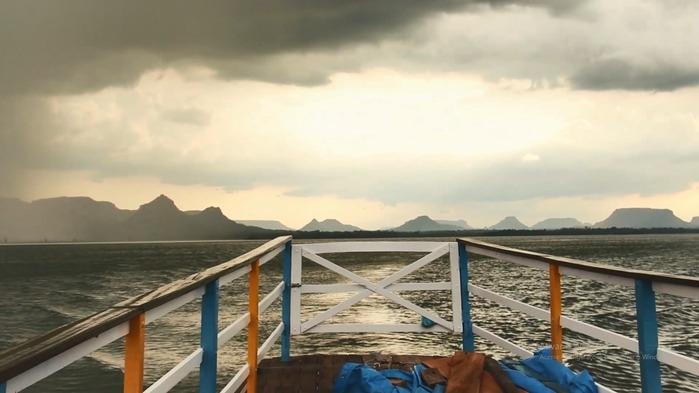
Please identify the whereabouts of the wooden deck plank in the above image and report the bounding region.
[257,354,443,393]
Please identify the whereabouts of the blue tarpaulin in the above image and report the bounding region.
[332,348,597,393]
[501,348,598,393]
[332,363,445,393]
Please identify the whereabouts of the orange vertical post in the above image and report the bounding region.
[549,263,563,361]
[123,313,146,393]
[247,261,260,393]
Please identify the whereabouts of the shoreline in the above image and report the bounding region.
[2,228,699,246]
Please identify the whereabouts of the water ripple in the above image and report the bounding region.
[0,234,697,392]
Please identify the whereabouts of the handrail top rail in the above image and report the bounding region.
[458,238,699,288]
[2,235,695,388]
[0,235,291,382]
[298,240,450,254]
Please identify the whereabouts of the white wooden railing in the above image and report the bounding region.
[2,237,697,393]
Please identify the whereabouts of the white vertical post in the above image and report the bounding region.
[449,242,462,333]
[290,245,303,334]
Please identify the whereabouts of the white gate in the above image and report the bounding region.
[289,241,463,334]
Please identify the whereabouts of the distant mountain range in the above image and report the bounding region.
[531,218,587,230]
[435,219,472,229]
[0,195,269,242]
[235,220,293,231]
[489,216,529,230]
[0,196,134,242]
[299,218,361,232]
[1,195,697,242]
[485,209,696,230]
[390,216,466,232]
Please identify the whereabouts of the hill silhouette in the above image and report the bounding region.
[531,218,586,230]
[391,216,463,232]
[0,195,269,242]
[299,218,361,232]
[489,216,528,230]
[236,220,293,231]
[2,196,697,242]
[593,208,690,228]
[0,196,132,242]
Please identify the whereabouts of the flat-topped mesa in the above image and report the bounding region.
[299,218,362,232]
[593,208,690,228]
[489,216,528,230]
[0,196,133,242]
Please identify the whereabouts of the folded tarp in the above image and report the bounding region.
[423,352,520,393]
[332,349,597,393]
[332,362,444,393]
[332,352,518,393]
[500,348,598,393]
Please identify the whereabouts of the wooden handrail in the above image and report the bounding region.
[0,235,291,382]
[459,237,699,393]
[458,238,699,288]
[2,237,695,393]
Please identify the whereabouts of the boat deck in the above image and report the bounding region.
[257,354,441,393]
[1,237,697,393]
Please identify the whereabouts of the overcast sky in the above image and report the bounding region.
[2,0,698,229]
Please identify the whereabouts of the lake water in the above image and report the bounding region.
[1,234,698,392]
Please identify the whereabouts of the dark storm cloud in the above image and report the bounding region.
[0,0,577,196]
[1,0,695,96]
[0,0,587,96]
[572,59,699,91]
[0,0,495,96]
[2,0,699,204]
[1,0,473,194]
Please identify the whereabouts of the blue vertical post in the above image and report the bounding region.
[635,279,662,393]
[200,279,220,393]
[457,242,475,352]
[1,382,6,393]
[281,241,292,361]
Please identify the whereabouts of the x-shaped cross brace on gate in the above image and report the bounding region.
[300,244,453,333]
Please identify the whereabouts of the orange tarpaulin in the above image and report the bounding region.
[423,352,524,393]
